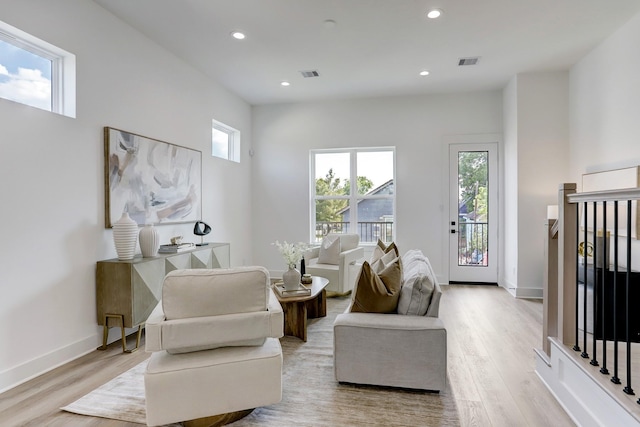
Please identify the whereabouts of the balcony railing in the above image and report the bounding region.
[315,221,394,243]
[457,221,488,266]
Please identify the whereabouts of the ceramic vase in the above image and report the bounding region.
[139,224,160,257]
[283,265,301,291]
[112,212,138,260]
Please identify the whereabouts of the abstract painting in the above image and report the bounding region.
[104,127,202,227]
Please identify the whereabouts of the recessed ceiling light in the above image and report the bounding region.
[281,81,290,87]
[427,9,442,19]
[419,70,430,76]
[231,31,245,40]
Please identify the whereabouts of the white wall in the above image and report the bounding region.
[501,73,570,298]
[570,10,640,269]
[518,73,570,297]
[570,12,640,179]
[0,0,253,392]
[251,92,503,281]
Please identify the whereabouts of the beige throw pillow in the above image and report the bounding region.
[318,236,341,265]
[350,258,403,313]
[370,239,399,264]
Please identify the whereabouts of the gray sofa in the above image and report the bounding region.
[333,249,446,391]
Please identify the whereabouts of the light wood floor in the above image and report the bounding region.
[440,285,574,426]
[0,285,574,426]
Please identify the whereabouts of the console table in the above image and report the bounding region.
[96,243,230,352]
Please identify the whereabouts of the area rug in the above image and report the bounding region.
[62,297,460,426]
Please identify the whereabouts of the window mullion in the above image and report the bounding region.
[350,150,358,235]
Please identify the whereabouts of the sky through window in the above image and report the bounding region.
[0,38,52,111]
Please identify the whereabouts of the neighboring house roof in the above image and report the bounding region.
[337,179,394,215]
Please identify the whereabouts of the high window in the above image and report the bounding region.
[0,20,75,117]
[212,119,240,162]
[311,148,395,244]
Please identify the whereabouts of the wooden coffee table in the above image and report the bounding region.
[273,276,329,342]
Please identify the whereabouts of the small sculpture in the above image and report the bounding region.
[194,221,212,246]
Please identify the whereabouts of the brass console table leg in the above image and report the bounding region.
[97,314,143,353]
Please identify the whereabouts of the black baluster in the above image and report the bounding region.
[591,202,599,367]
[582,202,589,359]
[574,204,581,352]
[600,201,609,375]
[612,201,621,384]
[624,200,634,396]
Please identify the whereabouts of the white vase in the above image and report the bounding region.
[139,224,160,257]
[283,265,301,291]
[112,212,138,260]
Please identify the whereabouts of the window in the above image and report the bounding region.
[212,119,240,162]
[311,148,395,244]
[0,20,75,117]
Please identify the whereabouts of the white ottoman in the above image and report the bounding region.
[144,338,282,426]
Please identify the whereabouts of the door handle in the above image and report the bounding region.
[451,229,456,234]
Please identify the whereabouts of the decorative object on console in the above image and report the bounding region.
[112,212,138,261]
[301,273,313,285]
[193,220,211,246]
[170,236,183,245]
[273,240,308,291]
[158,243,195,253]
[139,224,159,258]
[104,127,202,228]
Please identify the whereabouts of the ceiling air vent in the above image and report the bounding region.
[300,70,320,78]
[458,57,480,66]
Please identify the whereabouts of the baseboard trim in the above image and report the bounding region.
[0,326,139,394]
[0,334,97,394]
[514,287,543,299]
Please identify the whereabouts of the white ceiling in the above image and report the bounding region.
[93,0,640,105]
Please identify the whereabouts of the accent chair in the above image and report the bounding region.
[143,267,284,426]
[304,233,364,295]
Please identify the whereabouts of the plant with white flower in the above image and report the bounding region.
[273,240,308,268]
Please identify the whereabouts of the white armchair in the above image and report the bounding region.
[304,233,364,296]
[144,267,283,426]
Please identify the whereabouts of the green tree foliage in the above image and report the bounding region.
[315,169,374,222]
[458,151,488,216]
[457,152,489,261]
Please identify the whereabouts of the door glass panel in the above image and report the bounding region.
[457,151,489,267]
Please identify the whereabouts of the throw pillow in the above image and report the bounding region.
[380,249,397,266]
[370,244,385,264]
[350,258,403,313]
[318,236,341,265]
[370,239,400,264]
[397,251,436,316]
[385,242,399,257]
